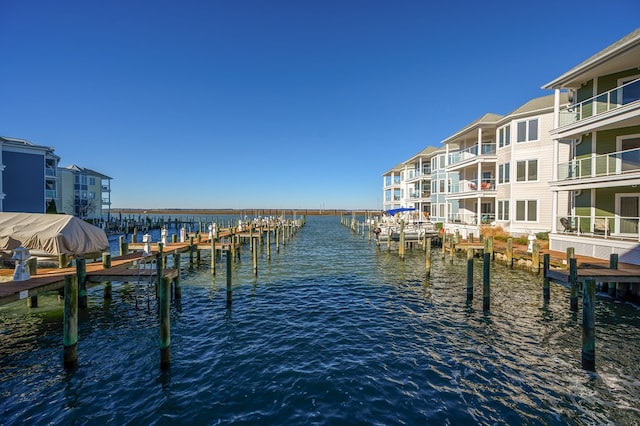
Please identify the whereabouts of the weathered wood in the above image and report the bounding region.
[543,253,550,302]
[506,238,513,267]
[467,248,474,301]
[582,278,596,371]
[399,220,405,260]
[569,258,578,311]
[609,253,618,298]
[76,258,87,309]
[226,250,232,307]
[483,252,490,311]
[253,237,258,276]
[63,275,78,369]
[425,237,431,276]
[532,242,540,274]
[159,276,171,370]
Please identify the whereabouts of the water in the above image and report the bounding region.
[1,216,640,425]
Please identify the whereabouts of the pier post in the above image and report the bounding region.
[441,233,446,258]
[133,228,138,243]
[159,276,171,370]
[211,235,216,275]
[399,220,405,260]
[253,236,258,276]
[76,258,87,309]
[119,236,128,256]
[102,253,112,299]
[466,248,474,301]
[566,247,575,269]
[189,236,194,270]
[582,278,596,371]
[532,242,540,274]
[483,252,490,311]
[425,237,431,277]
[543,253,550,302]
[506,238,513,267]
[226,250,233,307]
[26,258,38,308]
[172,252,181,293]
[59,253,68,268]
[63,275,78,369]
[608,253,618,298]
[267,226,271,260]
[569,258,578,311]
[449,234,454,264]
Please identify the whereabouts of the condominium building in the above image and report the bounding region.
[544,27,640,263]
[59,165,112,220]
[0,136,59,213]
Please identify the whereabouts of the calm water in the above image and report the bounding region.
[2,216,640,425]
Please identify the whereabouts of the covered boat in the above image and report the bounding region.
[0,213,109,261]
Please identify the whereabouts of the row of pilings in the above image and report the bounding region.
[342,214,629,372]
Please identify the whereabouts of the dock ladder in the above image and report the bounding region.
[135,255,158,309]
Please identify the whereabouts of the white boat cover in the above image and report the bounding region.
[0,213,109,256]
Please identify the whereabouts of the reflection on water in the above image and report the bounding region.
[1,215,640,425]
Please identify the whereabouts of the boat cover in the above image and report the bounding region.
[0,213,109,256]
[384,207,416,216]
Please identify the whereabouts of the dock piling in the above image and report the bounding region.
[63,275,78,369]
[467,248,474,301]
[159,276,171,370]
[483,252,490,311]
[582,278,596,371]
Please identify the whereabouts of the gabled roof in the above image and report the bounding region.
[0,136,59,160]
[501,93,569,121]
[441,113,503,145]
[382,162,405,176]
[405,145,438,162]
[63,164,112,180]
[542,27,640,89]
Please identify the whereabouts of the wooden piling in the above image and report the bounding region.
[102,253,112,299]
[211,235,216,275]
[399,220,405,260]
[425,237,431,276]
[608,253,618,298]
[506,238,513,267]
[76,258,87,309]
[119,236,128,256]
[483,252,490,311]
[543,253,550,302]
[159,276,171,370]
[267,226,271,260]
[532,242,540,274]
[59,253,68,269]
[467,248,474,301]
[253,237,258,276]
[566,247,575,268]
[226,250,232,307]
[449,234,454,263]
[569,258,578,311]
[582,278,596,371]
[63,275,78,368]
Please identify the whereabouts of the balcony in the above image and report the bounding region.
[449,212,495,225]
[557,147,640,180]
[45,189,57,198]
[449,143,496,167]
[408,191,432,200]
[557,215,639,241]
[45,167,57,177]
[559,78,640,127]
[450,178,496,194]
[102,185,111,192]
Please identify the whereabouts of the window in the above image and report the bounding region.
[516,160,537,182]
[516,118,538,143]
[498,162,510,184]
[515,200,537,221]
[385,176,391,186]
[432,180,437,193]
[439,156,445,169]
[89,177,96,185]
[439,180,445,193]
[497,200,509,220]
[498,125,510,148]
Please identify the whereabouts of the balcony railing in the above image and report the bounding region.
[557,215,639,241]
[450,178,496,194]
[45,190,57,198]
[45,167,57,177]
[449,212,496,225]
[408,191,432,200]
[558,77,640,127]
[557,147,640,180]
[449,143,496,166]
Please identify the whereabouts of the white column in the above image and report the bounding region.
[551,190,558,233]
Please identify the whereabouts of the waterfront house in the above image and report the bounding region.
[441,113,502,237]
[401,146,436,218]
[0,136,59,213]
[59,165,112,221]
[382,163,404,212]
[543,27,640,264]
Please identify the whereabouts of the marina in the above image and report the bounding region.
[1,215,640,424]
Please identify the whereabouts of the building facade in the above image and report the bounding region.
[544,28,640,264]
[0,136,59,213]
[59,165,112,220]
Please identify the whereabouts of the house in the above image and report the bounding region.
[543,27,640,264]
[59,165,112,220]
[382,163,404,212]
[401,146,436,219]
[0,136,59,213]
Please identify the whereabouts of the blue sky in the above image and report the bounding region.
[1,1,638,210]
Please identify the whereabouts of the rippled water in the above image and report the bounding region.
[2,216,640,425]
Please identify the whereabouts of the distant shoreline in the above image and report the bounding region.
[110,208,381,216]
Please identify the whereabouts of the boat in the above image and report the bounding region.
[373,208,440,243]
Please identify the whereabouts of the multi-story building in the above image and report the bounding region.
[382,163,404,212]
[402,146,435,218]
[442,113,502,236]
[430,147,453,223]
[0,136,59,213]
[59,165,112,220]
[543,27,640,263]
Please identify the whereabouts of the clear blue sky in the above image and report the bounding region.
[1,1,638,210]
